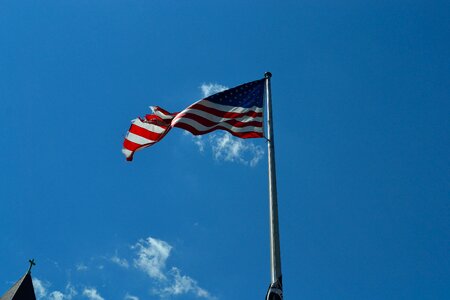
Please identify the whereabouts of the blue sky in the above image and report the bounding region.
[1,1,449,299]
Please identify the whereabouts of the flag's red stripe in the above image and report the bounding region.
[123,138,151,152]
[129,124,165,141]
[174,122,263,139]
[176,112,263,129]
[190,103,262,119]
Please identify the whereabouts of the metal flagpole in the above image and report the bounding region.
[264,72,283,300]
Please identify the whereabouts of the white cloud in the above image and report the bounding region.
[32,279,77,300]
[183,131,205,152]
[48,284,77,300]
[124,293,139,300]
[82,288,104,300]
[192,136,205,152]
[210,132,264,167]
[48,291,65,300]
[156,267,215,300]
[186,131,265,167]
[76,263,88,271]
[32,278,47,299]
[132,236,215,299]
[133,237,172,281]
[200,83,228,97]
[111,255,129,268]
[62,284,77,300]
[32,236,214,300]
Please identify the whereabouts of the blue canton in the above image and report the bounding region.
[205,79,265,108]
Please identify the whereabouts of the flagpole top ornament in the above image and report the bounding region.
[264,72,272,78]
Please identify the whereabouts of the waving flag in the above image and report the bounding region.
[122,78,265,161]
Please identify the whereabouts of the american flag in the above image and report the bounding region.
[122,78,265,161]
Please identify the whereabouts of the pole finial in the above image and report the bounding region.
[264,72,272,78]
[28,259,36,274]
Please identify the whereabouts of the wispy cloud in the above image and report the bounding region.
[31,236,214,300]
[155,267,215,299]
[132,236,215,299]
[76,263,88,271]
[111,254,129,268]
[82,288,104,300]
[124,293,139,300]
[48,291,65,300]
[32,279,77,300]
[48,284,77,300]
[200,83,228,97]
[193,136,205,152]
[133,237,171,281]
[210,132,264,167]
[184,131,205,152]
[32,278,47,299]
[186,132,265,167]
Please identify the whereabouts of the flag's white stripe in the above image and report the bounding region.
[174,117,263,133]
[151,106,174,120]
[172,108,263,124]
[133,118,166,134]
[193,99,263,114]
[126,132,155,145]
[124,143,151,153]
[154,111,173,119]
[122,148,133,158]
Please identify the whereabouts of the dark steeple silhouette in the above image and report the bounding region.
[1,260,37,300]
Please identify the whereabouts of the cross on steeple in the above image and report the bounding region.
[27,259,36,274]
